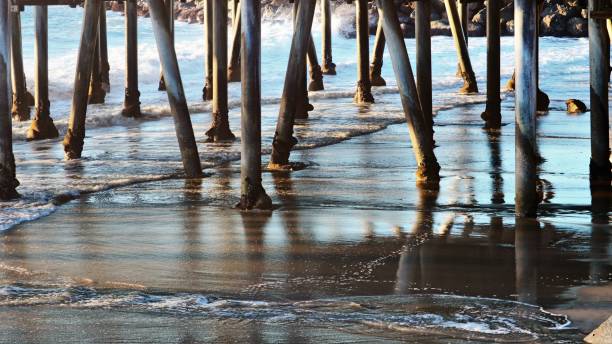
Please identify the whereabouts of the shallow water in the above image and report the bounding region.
[0,5,610,343]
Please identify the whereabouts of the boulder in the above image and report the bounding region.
[585,315,612,344]
[565,99,587,113]
[468,22,485,37]
[430,20,451,36]
[505,20,514,34]
[567,17,587,36]
[541,13,569,36]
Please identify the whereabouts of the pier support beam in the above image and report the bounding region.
[10,9,30,121]
[203,0,212,101]
[588,0,611,188]
[376,0,440,186]
[445,0,478,94]
[320,0,335,75]
[88,16,106,105]
[122,0,141,118]
[228,1,241,82]
[307,35,324,91]
[238,0,272,210]
[354,0,374,103]
[63,0,101,159]
[481,0,501,129]
[206,0,235,142]
[27,5,59,140]
[158,0,173,91]
[514,0,539,217]
[370,18,386,87]
[269,0,316,168]
[99,7,110,92]
[147,0,203,178]
[415,0,432,140]
[293,0,313,120]
[0,0,19,200]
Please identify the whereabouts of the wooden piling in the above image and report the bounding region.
[354,0,374,103]
[27,5,59,140]
[99,7,110,92]
[147,0,203,178]
[307,34,324,91]
[158,0,174,91]
[88,12,106,105]
[376,0,440,186]
[238,0,272,210]
[444,0,478,94]
[269,0,316,168]
[10,9,30,121]
[415,0,432,139]
[320,0,335,75]
[370,17,386,87]
[293,0,313,120]
[202,0,212,100]
[481,0,501,129]
[228,2,241,82]
[122,0,141,118]
[458,0,468,44]
[0,0,19,200]
[206,0,235,142]
[514,0,538,217]
[63,0,101,160]
[588,0,611,188]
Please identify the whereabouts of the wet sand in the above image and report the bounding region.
[1,101,609,343]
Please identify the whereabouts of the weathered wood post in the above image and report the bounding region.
[0,0,19,200]
[88,13,106,105]
[376,0,440,186]
[269,0,316,169]
[354,0,374,103]
[203,0,213,100]
[10,8,30,121]
[307,35,324,91]
[481,0,501,129]
[122,0,141,117]
[535,2,549,112]
[228,1,241,82]
[456,0,468,76]
[320,0,336,75]
[293,0,313,120]
[27,5,59,141]
[370,17,386,87]
[147,0,203,178]
[206,0,235,141]
[63,0,101,160]
[588,0,611,188]
[514,0,538,217]
[158,0,174,91]
[415,0,433,139]
[99,7,110,92]
[444,0,478,93]
[238,0,272,210]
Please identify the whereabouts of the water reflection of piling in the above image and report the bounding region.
[515,218,540,304]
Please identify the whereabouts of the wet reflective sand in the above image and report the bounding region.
[1,103,609,343]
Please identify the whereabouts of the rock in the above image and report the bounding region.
[565,99,587,113]
[468,23,485,37]
[541,13,569,36]
[401,23,415,38]
[500,3,514,25]
[581,8,588,19]
[430,20,451,36]
[537,89,550,112]
[585,315,612,344]
[567,17,587,37]
[110,1,124,12]
[505,19,514,34]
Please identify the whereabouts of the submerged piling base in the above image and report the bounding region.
[205,113,236,142]
[27,104,59,141]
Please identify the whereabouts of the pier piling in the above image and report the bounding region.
[269,0,316,168]
[514,0,539,217]
[307,35,324,91]
[203,0,212,101]
[415,0,433,140]
[293,0,313,120]
[99,7,110,92]
[122,0,141,118]
[63,0,101,160]
[158,0,173,91]
[228,2,241,82]
[320,0,336,75]
[445,0,478,94]
[88,13,106,105]
[147,0,203,178]
[0,0,19,200]
[10,8,30,121]
[206,0,235,142]
[376,0,440,186]
[481,0,502,129]
[27,5,59,140]
[238,0,272,210]
[354,0,374,103]
[370,18,386,87]
[588,0,611,188]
